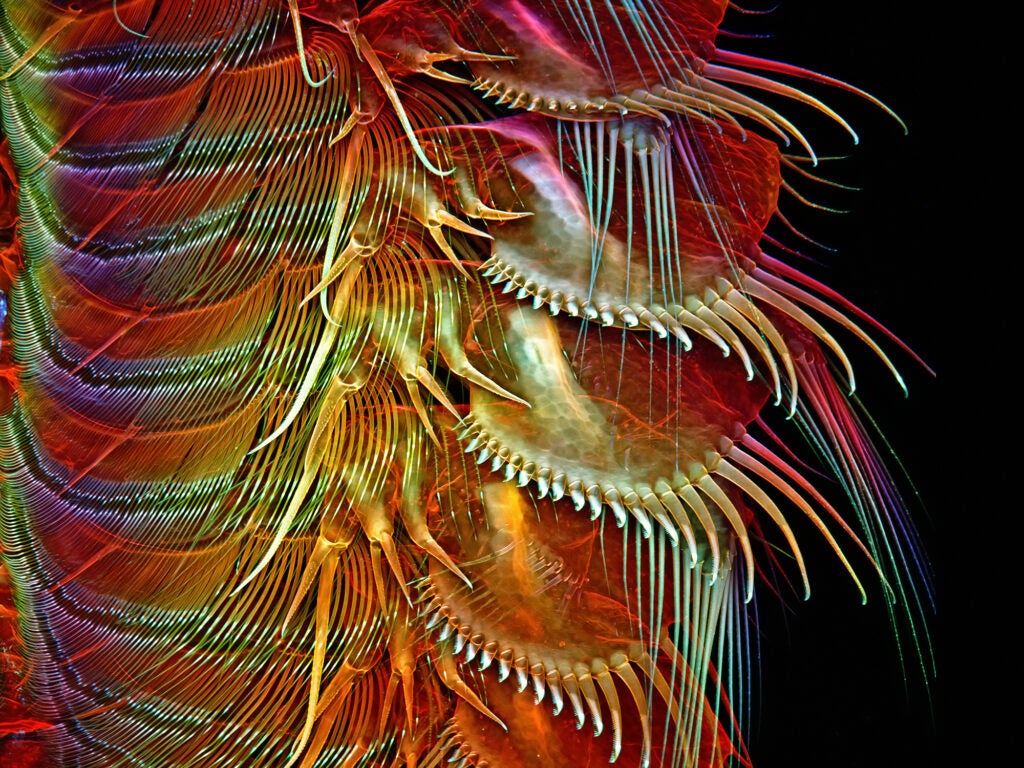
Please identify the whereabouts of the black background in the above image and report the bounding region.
[718,4,973,768]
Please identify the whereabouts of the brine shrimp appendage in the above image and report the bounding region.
[0,2,932,767]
